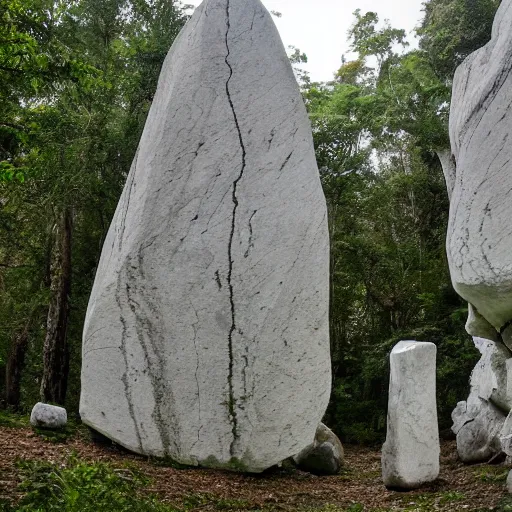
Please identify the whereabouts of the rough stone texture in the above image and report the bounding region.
[454,400,505,463]
[30,403,67,429]
[466,304,499,343]
[80,0,331,472]
[508,470,512,494]
[437,149,456,201]
[502,324,512,352]
[452,337,510,462]
[381,341,439,489]
[293,423,344,475]
[500,411,512,457]
[447,0,512,333]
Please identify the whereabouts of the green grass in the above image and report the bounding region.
[473,466,509,484]
[12,457,179,512]
[0,410,30,428]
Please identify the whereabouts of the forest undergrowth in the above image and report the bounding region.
[0,413,510,512]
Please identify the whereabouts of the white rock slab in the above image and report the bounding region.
[30,402,67,429]
[80,0,331,472]
[381,341,440,489]
[447,0,512,331]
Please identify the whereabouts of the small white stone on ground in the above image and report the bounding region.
[293,423,344,475]
[381,340,439,489]
[30,402,67,429]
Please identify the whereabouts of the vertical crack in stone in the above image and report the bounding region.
[224,0,246,456]
[191,304,202,447]
[115,273,143,452]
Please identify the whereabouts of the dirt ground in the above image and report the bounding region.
[0,425,509,511]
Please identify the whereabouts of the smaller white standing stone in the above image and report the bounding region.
[382,341,440,489]
[30,402,67,429]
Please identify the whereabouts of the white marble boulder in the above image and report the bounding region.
[451,337,511,462]
[381,341,439,489]
[30,403,67,429]
[446,0,512,337]
[80,0,331,472]
[293,423,344,475]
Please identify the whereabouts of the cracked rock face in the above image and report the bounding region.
[451,337,510,462]
[79,0,331,472]
[381,341,440,489]
[446,0,512,333]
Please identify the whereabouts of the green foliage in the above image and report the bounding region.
[473,466,509,484]
[0,0,188,410]
[349,10,408,66]
[0,410,29,428]
[497,496,512,512]
[418,0,501,82]
[305,3,489,443]
[15,457,177,511]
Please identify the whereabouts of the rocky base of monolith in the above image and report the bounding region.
[382,341,439,489]
[452,337,512,462]
[293,423,344,475]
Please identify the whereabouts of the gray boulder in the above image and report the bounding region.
[452,337,510,462]
[454,400,505,463]
[293,423,344,475]
[30,402,67,429]
[80,0,331,472]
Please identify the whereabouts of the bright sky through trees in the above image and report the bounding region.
[186,0,425,82]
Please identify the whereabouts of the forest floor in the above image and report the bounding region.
[0,418,510,511]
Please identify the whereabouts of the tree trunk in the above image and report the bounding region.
[40,208,73,405]
[5,324,30,410]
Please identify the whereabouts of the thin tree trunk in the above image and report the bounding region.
[40,208,73,405]
[5,324,30,410]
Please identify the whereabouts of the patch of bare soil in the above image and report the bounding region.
[0,426,508,511]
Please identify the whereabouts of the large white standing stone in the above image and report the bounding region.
[382,341,440,489]
[80,0,331,472]
[447,0,512,333]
